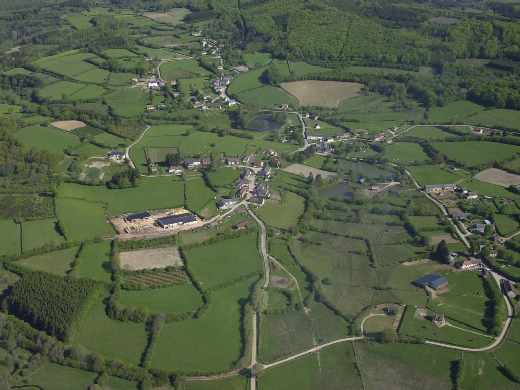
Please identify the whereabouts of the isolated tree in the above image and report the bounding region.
[435,240,450,264]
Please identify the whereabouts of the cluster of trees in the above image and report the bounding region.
[0,194,54,221]
[107,168,140,189]
[482,274,506,335]
[5,272,101,340]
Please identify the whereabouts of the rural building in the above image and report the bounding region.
[458,258,482,271]
[225,157,241,166]
[125,211,152,222]
[168,166,183,176]
[258,166,272,179]
[425,184,456,194]
[465,192,479,200]
[157,213,197,229]
[107,150,125,161]
[413,274,449,291]
[470,223,487,235]
[183,158,210,170]
[449,208,469,221]
[218,198,238,210]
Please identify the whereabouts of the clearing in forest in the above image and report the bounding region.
[119,247,183,270]
[280,80,363,108]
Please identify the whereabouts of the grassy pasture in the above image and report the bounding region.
[14,126,80,155]
[117,283,203,315]
[280,80,363,108]
[433,141,520,167]
[103,48,139,59]
[0,219,21,257]
[75,300,147,365]
[407,165,466,185]
[256,191,305,229]
[17,247,77,276]
[460,351,518,390]
[34,51,100,79]
[160,59,211,80]
[105,87,149,118]
[494,214,519,236]
[243,52,272,68]
[383,142,430,163]
[66,14,94,29]
[185,176,216,217]
[21,218,65,252]
[26,362,96,390]
[151,279,253,373]
[428,100,483,123]
[75,241,112,283]
[55,197,114,241]
[39,81,105,101]
[184,233,262,290]
[206,167,240,191]
[460,179,517,198]
[58,177,185,215]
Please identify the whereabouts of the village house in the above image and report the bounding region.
[458,257,482,271]
[470,223,487,235]
[218,198,238,210]
[107,150,125,162]
[235,178,250,198]
[168,166,183,176]
[183,157,210,170]
[425,184,456,194]
[225,156,241,166]
[258,166,272,180]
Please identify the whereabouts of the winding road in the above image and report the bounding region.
[125,125,151,169]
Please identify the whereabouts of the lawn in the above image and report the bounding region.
[151,279,253,373]
[117,283,203,315]
[160,59,211,80]
[184,233,262,290]
[185,176,216,217]
[494,214,519,237]
[21,218,65,252]
[383,142,430,163]
[0,219,21,257]
[75,241,112,283]
[55,197,114,241]
[407,165,466,185]
[408,216,441,232]
[433,141,520,167]
[105,87,149,118]
[428,100,484,123]
[17,247,78,276]
[27,362,96,390]
[58,177,185,215]
[206,167,240,190]
[256,191,305,229]
[74,300,147,365]
[14,126,80,155]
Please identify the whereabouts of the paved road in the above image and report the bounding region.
[125,125,151,169]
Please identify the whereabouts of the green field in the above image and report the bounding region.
[406,126,457,140]
[408,216,442,232]
[58,177,185,215]
[206,167,240,191]
[74,300,147,365]
[151,279,253,373]
[256,191,305,229]
[428,100,484,123]
[14,126,80,155]
[105,87,149,118]
[243,52,272,68]
[185,176,216,217]
[21,218,65,252]
[461,179,518,198]
[494,214,519,236]
[185,234,262,289]
[383,142,430,163]
[179,376,247,390]
[0,219,21,257]
[130,124,296,169]
[468,108,520,131]
[26,362,96,390]
[433,141,520,167]
[407,165,466,185]
[39,81,105,101]
[75,241,112,283]
[160,59,211,80]
[17,247,77,276]
[117,283,203,315]
[55,197,114,241]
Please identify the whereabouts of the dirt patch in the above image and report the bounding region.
[119,247,182,271]
[474,168,520,187]
[283,163,337,179]
[270,275,291,289]
[280,80,363,108]
[51,120,87,132]
[87,159,111,169]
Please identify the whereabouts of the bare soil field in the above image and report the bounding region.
[119,247,183,270]
[283,163,337,179]
[50,120,87,131]
[474,168,520,187]
[280,80,363,108]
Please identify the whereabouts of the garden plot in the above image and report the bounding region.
[280,80,363,108]
[474,168,520,187]
[50,120,87,132]
[119,247,183,271]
